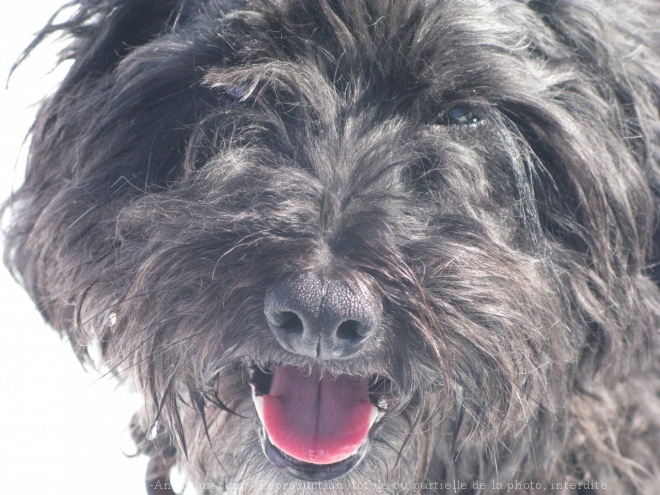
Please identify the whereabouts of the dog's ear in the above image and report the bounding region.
[543,3,659,144]
[518,1,660,270]
[5,0,238,343]
[21,0,201,81]
[519,2,660,373]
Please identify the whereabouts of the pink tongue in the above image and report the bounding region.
[261,366,374,465]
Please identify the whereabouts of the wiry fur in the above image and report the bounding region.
[5,0,660,493]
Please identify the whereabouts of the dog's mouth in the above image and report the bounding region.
[249,365,388,480]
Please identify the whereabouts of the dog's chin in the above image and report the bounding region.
[248,364,388,480]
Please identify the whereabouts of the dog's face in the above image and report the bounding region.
[7,0,660,493]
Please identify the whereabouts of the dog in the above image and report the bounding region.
[5,0,660,493]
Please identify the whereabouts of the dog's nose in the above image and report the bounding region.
[264,273,381,359]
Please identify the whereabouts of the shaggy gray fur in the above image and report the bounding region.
[5,0,660,493]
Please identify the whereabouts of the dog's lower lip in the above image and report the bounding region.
[259,427,369,481]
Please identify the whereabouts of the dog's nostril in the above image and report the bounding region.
[265,273,382,359]
[274,311,304,335]
[336,320,363,342]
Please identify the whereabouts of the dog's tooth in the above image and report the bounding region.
[368,405,382,428]
[252,394,265,425]
[249,380,263,398]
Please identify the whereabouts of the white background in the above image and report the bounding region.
[0,2,153,494]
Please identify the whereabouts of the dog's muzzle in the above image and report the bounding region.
[251,273,386,479]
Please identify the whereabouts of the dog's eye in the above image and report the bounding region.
[436,106,483,127]
[225,86,248,100]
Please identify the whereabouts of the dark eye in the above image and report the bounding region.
[436,106,483,127]
[226,86,248,100]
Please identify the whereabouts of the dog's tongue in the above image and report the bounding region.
[261,366,374,465]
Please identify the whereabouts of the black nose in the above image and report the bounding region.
[264,273,381,359]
